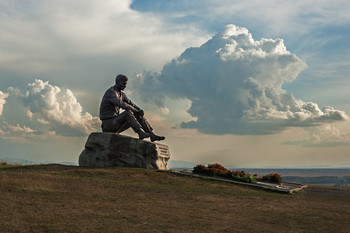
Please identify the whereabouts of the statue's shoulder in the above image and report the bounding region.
[104,86,115,94]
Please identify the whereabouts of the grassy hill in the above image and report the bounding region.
[1,164,349,233]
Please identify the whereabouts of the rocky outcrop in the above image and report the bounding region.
[78,132,170,170]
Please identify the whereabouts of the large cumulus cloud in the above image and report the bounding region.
[133,24,349,135]
[6,79,100,136]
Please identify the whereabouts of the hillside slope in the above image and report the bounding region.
[1,164,349,233]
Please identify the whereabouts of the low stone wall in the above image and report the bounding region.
[79,132,170,170]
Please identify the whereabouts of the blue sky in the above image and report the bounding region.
[0,0,349,167]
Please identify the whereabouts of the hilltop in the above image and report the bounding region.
[1,164,349,233]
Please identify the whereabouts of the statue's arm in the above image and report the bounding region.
[105,89,137,112]
[121,92,141,112]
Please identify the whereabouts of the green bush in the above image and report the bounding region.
[259,173,282,184]
[193,164,257,183]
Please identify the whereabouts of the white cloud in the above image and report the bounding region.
[37,118,50,125]
[26,109,33,119]
[133,24,349,135]
[283,123,350,147]
[0,121,36,143]
[4,122,35,134]
[0,91,9,116]
[8,79,100,136]
[160,107,170,115]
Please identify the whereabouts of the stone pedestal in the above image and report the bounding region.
[78,132,170,170]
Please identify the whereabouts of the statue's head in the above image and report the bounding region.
[115,74,128,90]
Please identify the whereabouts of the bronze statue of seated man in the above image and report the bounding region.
[99,74,165,142]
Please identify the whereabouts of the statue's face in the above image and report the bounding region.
[116,79,127,90]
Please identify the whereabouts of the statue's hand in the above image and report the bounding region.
[138,109,144,117]
[129,106,138,113]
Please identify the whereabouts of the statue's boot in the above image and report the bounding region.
[150,133,165,142]
[135,115,164,141]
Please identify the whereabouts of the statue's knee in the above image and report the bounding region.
[125,110,137,120]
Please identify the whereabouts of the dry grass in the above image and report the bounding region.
[0,164,349,233]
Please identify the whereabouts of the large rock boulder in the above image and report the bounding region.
[78,132,170,170]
